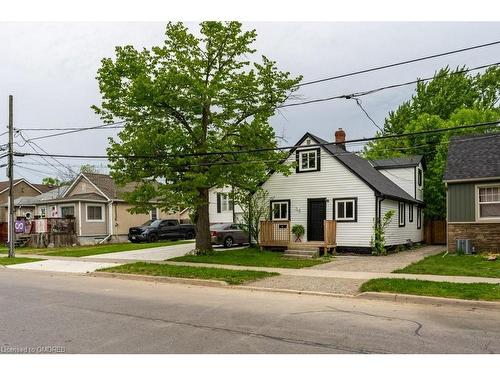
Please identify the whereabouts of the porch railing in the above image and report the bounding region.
[259,220,290,247]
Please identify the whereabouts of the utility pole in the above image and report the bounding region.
[8,95,15,258]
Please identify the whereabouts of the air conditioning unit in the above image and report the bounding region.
[456,239,473,255]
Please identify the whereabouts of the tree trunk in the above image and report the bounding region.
[195,187,213,254]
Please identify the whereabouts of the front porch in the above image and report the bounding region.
[259,220,336,257]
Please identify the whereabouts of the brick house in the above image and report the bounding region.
[444,134,500,252]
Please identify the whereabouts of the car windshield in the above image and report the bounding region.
[210,223,230,230]
[143,220,161,228]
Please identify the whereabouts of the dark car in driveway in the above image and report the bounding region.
[128,219,196,243]
[210,223,249,248]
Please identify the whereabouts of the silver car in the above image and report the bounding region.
[210,223,249,248]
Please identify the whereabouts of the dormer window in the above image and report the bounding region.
[296,148,320,173]
[417,168,423,188]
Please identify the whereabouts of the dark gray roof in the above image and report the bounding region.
[305,133,421,204]
[370,155,423,169]
[444,133,500,181]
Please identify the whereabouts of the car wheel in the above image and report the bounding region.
[224,236,233,248]
[185,231,195,240]
[148,234,158,243]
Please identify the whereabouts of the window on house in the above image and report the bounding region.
[417,207,422,229]
[271,201,289,220]
[61,206,75,218]
[417,168,423,188]
[334,198,357,221]
[87,205,103,221]
[409,204,414,222]
[297,149,319,172]
[39,207,46,218]
[478,186,500,218]
[398,202,405,227]
[217,193,233,213]
[150,208,158,221]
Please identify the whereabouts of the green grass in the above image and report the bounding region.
[394,252,500,278]
[0,257,44,266]
[360,278,500,301]
[0,240,191,258]
[170,248,330,269]
[98,262,278,285]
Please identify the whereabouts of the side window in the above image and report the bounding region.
[398,202,405,227]
[409,204,414,222]
[417,168,423,188]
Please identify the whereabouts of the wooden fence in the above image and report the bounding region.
[424,219,447,245]
[323,220,337,252]
[259,220,291,247]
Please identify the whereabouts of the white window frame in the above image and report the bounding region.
[60,204,75,218]
[298,149,319,172]
[39,207,46,218]
[476,183,500,221]
[86,203,105,222]
[220,193,233,212]
[335,199,356,222]
[150,208,159,221]
[271,200,289,221]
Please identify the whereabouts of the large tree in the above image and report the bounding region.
[363,66,500,219]
[93,22,301,252]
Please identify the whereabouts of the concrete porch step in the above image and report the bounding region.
[283,253,318,259]
[284,248,319,259]
[287,241,324,250]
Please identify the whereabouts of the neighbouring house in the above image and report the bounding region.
[444,133,500,252]
[13,172,188,245]
[208,186,244,224]
[259,128,424,253]
[0,179,52,242]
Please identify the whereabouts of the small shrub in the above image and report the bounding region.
[292,224,305,241]
[371,210,395,256]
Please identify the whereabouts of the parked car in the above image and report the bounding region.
[128,219,196,243]
[210,223,249,248]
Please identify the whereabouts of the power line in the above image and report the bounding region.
[353,98,383,132]
[13,120,500,160]
[295,39,500,88]
[280,62,500,108]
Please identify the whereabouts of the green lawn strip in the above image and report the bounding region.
[394,252,500,278]
[97,262,279,285]
[360,278,500,301]
[0,240,191,257]
[0,257,44,266]
[170,248,330,269]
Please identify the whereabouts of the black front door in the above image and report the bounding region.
[307,198,326,241]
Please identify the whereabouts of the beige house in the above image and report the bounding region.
[14,173,189,245]
[0,179,52,223]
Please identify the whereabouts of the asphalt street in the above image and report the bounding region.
[0,269,498,354]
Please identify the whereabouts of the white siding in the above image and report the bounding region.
[379,167,415,198]
[381,199,423,246]
[261,138,376,248]
[208,186,243,224]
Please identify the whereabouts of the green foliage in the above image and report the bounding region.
[363,66,500,219]
[79,164,99,174]
[371,209,395,256]
[42,177,62,186]
[92,22,301,252]
[291,224,305,239]
[239,188,270,248]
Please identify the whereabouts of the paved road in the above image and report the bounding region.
[0,269,498,354]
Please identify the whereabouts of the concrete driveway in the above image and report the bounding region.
[85,241,197,261]
[312,245,445,272]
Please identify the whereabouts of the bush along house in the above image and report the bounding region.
[444,134,500,252]
[259,129,425,253]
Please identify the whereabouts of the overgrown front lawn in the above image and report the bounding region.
[394,252,500,278]
[0,257,44,266]
[170,248,330,269]
[0,240,191,258]
[360,278,500,301]
[98,262,278,285]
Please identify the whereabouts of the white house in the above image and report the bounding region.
[208,185,244,224]
[260,129,424,253]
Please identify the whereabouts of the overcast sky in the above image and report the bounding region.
[1,22,499,183]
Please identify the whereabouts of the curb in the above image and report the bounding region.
[357,291,500,310]
[90,271,229,287]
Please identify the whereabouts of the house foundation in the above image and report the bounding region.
[448,223,500,252]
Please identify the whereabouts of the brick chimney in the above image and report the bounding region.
[335,128,346,150]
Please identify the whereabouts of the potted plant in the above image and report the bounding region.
[292,224,305,242]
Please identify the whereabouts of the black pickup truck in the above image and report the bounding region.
[128,219,196,243]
